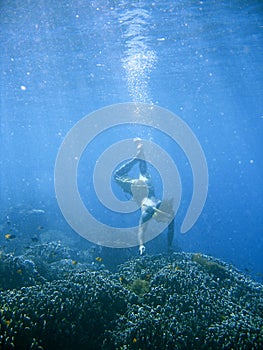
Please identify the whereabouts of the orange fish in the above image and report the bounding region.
[5,233,16,240]
[95,257,103,262]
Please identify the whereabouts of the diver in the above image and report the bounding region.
[113,138,174,255]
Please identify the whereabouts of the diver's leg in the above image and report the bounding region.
[113,157,139,194]
[135,140,149,177]
[139,158,148,176]
[167,218,174,254]
[138,223,146,255]
[114,157,138,178]
[114,139,146,193]
[138,204,156,255]
[136,141,156,199]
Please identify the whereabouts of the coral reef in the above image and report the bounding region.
[0,244,262,349]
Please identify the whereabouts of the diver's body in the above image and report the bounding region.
[114,138,174,255]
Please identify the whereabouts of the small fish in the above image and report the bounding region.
[71,260,78,265]
[16,269,23,275]
[37,226,44,230]
[119,275,128,285]
[132,337,137,343]
[95,257,103,263]
[5,233,16,240]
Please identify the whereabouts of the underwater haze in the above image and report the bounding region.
[0,1,263,348]
[1,0,262,275]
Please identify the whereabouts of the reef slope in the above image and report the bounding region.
[0,247,262,349]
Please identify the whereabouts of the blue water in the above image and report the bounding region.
[1,1,262,279]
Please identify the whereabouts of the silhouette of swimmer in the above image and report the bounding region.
[114,138,174,255]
